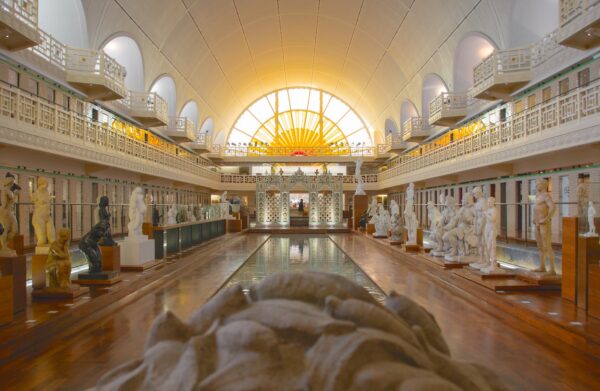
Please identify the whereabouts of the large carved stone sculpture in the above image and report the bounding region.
[374,204,389,237]
[46,228,72,290]
[31,177,56,248]
[0,173,18,256]
[426,200,441,243]
[533,179,557,274]
[390,199,400,218]
[93,272,508,391]
[367,198,378,224]
[480,197,500,274]
[128,187,146,238]
[432,196,456,257]
[354,159,366,196]
[97,196,115,246]
[404,183,418,243]
[443,194,477,262]
[389,212,404,243]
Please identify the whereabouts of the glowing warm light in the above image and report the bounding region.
[229,88,372,156]
[478,45,495,59]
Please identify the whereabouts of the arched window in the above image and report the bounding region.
[150,75,177,117]
[453,33,496,92]
[421,74,448,120]
[102,36,144,91]
[229,88,371,156]
[180,101,199,131]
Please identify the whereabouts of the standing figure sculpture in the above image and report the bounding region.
[403,183,418,243]
[354,159,366,196]
[390,199,400,218]
[470,186,488,269]
[426,201,441,243]
[97,196,116,246]
[368,198,378,224]
[31,177,56,247]
[0,173,19,255]
[46,228,72,290]
[127,187,146,238]
[167,205,177,225]
[432,196,456,256]
[79,221,108,273]
[374,204,389,237]
[443,194,477,262]
[389,212,404,242]
[480,197,500,274]
[585,201,597,237]
[533,179,557,274]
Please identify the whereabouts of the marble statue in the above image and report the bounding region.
[0,173,18,255]
[470,186,487,269]
[432,196,456,257]
[144,193,153,224]
[533,179,557,274]
[403,183,418,243]
[354,159,366,196]
[367,198,378,224]
[390,199,400,218]
[443,194,477,262]
[426,200,441,243]
[94,272,508,391]
[374,204,390,237]
[480,197,500,274]
[127,187,146,238]
[46,228,72,290]
[31,177,56,247]
[221,191,228,203]
[167,205,177,225]
[79,220,108,274]
[97,196,115,246]
[585,201,597,237]
[389,212,404,242]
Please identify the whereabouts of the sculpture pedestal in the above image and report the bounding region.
[142,223,155,239]
[353,195,368,230]
[366,223,375,234]
[389,239,403,246]
[404,243,420,253]
[100,244,121,272]
[0,234,24,255]
[516,270,562,288]
[75,271,121,286]
[0,275,12,324]
[120,236,156,272]
[32,284,90,301]
[226,219,242,233]
[0,254,26,313]
[31,245,50,291]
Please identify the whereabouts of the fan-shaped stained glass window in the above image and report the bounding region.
[229,88,372,156]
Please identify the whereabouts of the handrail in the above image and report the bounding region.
[429,92,467,119]
[0,0,38,29]
[219,145,377,157]
[560,0,600,27]
[402,117,425,140]
[220,173,379,184]
[65,47,127,96]
[472,47,532,91]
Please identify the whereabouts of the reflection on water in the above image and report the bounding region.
[224,235,386,302]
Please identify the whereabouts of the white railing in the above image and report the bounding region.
[156,116,196,141]
[380,77,600,181]
[220,145,377,157]
[123,91,169,124]
[472,47,532,92]
[0,0,38,29]
[0,82,219,180]
[65,48,127,97]
[26,29,66,70]
[429,92,467,120]
[402,117,425,140]
[196,132,211,145]
[560,0,600,26]
[220,173,379,184]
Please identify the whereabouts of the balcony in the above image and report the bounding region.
[428,92,467,127]
[558,0,600,49]
[385,133,408,153]
[122,91,168,127]
[402,117,429,142]
[65,48,127,101]
[0,0,41,50]
[471,48,532,101]
[157,117,196,143]
[186,132,213,153]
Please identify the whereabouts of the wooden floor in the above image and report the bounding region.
[0,233,599,390]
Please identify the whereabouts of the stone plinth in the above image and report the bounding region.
[120,235,156,271]
[76,271,121,286]
[0,254,26,313]
[100,244,121,272]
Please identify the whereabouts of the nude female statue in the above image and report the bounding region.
[586,201,597,237]
[470,186,487,269]
[31,177,56,247]
[533,179,557,274]
[480,197,500,274]
[0,173,19,255]
[127,187,146,238]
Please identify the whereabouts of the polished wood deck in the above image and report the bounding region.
[0,232,599,390]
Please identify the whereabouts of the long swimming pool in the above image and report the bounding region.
[223,235,386,302]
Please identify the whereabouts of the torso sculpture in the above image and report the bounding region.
[46,228,72,290]
[0,173,19,255]
[127,187,146,238]
[97,196,115,246]
[79,221,108,274]
[31,177,56,247]
[480,197,499,274]
[533,179,556,274]
[403,183,418,243]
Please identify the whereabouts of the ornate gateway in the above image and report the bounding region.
[256,172,344,226]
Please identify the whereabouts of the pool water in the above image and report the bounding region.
[223,235,386,302]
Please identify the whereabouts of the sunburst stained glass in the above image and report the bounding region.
[229,88,372,156]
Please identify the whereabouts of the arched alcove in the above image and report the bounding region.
[400,100,419,130]
[421,74,448,121]
[39,0,88,48]
[150,75,177,117]
[102,35,144,91]
[179,101,199,131]
[453,33,496,92]
[385,118,399,136]
[507,0,559,47]
[200,117,215,135]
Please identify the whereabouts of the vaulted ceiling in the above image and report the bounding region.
[82,0,558,143]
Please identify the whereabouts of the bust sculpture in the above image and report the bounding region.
[97,196,116,246]
[533,179,556,274]
[127,187,146,238]
[0,173,18,255]
[31,177,56,247]
[404,183,418,243]
[46,228,72,290]
[585,201,597,237]
[167,205,177,225]
[480,197,500,274]
[354,159,366,196]
[79,220,108,274]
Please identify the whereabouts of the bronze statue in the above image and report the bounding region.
[97,196,115,246]
[79,220,108,274]
[46,228,72,290]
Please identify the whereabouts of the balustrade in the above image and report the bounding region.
[65,48,127,100]
[0,0,40,50]
[558,0,600,49]
[121,91,169,127]
[471,47,531,100]
[428,92,467,126]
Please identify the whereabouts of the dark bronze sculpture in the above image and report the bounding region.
[97,196,115,246]
[78,220,108,274]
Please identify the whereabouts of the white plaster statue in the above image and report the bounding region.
[584,201,597,237]
[443,194,477,262]
[432,196,456,257]
[354,159,366,196]
[404,183,418,243]
[127,187,146,238]
[167,205,178,225]
[426,201,441,243]
[374,204,389,237]
[0,173,18,256]
[189,206,197,223]
[31,176,56,247]
[480,197,500,274]
[389,212,403,242]
[533,179,557,274]
[390,199,400,218]
[469,186,488,269]
[144,193,153,224]
[368,199,378,224]
[221,191,228,203]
